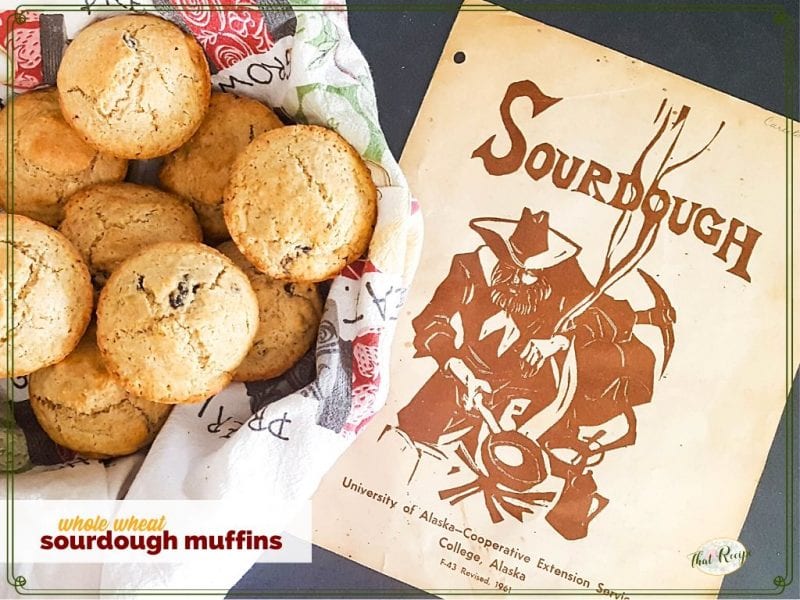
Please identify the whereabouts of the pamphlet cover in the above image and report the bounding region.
[311,2,797,596]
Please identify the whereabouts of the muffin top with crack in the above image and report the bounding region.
[223,125,378,282]
[217,241,322,382]
[96,242,259,404]
[57,14,211,159]
[0,214,93,377]
[29,324,172,458]
[0,88,128,226]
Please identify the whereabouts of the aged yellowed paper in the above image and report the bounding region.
[312,3,798,596]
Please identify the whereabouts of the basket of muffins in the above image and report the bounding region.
[1,14,379,460]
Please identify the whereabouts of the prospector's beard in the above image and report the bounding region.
[490,261,552,315]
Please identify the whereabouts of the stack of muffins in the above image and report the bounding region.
[1,15,377,458]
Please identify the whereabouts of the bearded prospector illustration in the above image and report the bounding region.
[384,204,677,540]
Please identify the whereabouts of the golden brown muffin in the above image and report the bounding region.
[223,125,378,282]
[0,214,93,376]
[57,15,211,159]
[0,88,127,226]
[29,325,172,458]
[159,92,284,242]
[96,242,259,404]
[217,241,322,381]
[59,183,202,287]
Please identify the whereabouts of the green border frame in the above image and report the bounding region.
[3,1,796,597]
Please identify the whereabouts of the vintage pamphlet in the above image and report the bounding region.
[311,2,797,596]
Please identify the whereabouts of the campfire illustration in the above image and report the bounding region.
[383,206,676,540]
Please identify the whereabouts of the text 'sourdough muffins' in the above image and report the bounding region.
[0,214,93,377]
[96,242,259,404]
[0,88,128,226]
[29,326,172,458]
[57,14,211,159]
[59,182,202,286]
[224,125,378,282]
[160,92,284,242]
[217,241,323,381]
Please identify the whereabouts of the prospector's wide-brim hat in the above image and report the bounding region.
[469,208,580,271]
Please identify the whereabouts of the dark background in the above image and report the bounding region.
[230,0,800,597]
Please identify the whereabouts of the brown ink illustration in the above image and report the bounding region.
[385,206,670,540]
[378,82,747,541]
